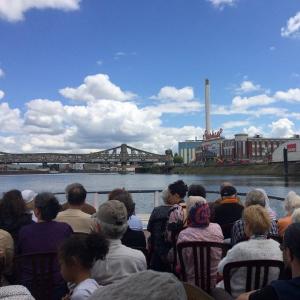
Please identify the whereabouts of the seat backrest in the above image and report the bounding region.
[177,241,231,292]
[183,282,214,300]
[223,259,285,295]
[15,252,57,300]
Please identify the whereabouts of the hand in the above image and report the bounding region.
[61,294,71,300]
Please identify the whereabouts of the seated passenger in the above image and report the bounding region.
[91,200,147,285]
[278,191,300,237]
[237,223,300,300]
[108,188,146,249]
[177,198,223,287]
[255,188,277,221]
[292,207,300,223]
[0,190,34,243]
[217,205,283,298]
[21,190,38,222]
[214,186,244,239]
[56,183,94,233]
[59,233,109,300]
[89,270,187,300]
[0,229,14,284]
[17,192,73,300]
[231,190,278,245]
[165,180,188,243]
[147,189,174,271]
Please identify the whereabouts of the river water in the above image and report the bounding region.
[1,173,300,218]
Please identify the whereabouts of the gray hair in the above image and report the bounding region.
[186,196,207,214]
[292,208,300,224]
[245,190,266,207]
[284,191,300,215]
[98,220,128,240]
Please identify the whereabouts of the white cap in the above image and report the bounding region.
[21,190,37,204]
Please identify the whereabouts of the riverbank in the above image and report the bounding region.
[136,162,300,176]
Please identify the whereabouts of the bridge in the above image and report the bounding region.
[0,144,171,165]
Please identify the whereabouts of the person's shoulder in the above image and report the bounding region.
[19,222,36,234]
[52,221,73,232]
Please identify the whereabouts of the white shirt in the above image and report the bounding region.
[71,278,100,300]
[91,239,147,285]
[217,238,283,298]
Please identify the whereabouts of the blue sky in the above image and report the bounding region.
[0,0,299,153]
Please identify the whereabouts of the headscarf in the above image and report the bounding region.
[256,188,277,220]
[187,202,210,228]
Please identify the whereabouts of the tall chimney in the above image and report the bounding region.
[205,79,211,133]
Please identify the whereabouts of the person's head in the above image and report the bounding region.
[34,193,61,222]
[243,205,271,237]
[0,189,26,219]
[96,200,128,239]
[59,233,109,283]
[65,183,87,207]
[186,196,207,214]
[108,188,135,218]
[255,188,271,207]
[220,185,237,199]
[219,182,233,194]
[22,190,37,210]
[284,191,300,215]
[245,190,266,208]
[168,180,188,204]
[187,184,206,198]
[292,208,300,224]
[187,201,210,228]
[161,188,171,205]
[281,223,300,272]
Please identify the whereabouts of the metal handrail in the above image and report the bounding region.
[53,190,285,201]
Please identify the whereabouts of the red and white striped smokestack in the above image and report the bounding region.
[205,79,211,133]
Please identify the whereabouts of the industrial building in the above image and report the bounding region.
[178,79,300,164]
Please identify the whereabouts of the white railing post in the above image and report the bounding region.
[154,191,160,207]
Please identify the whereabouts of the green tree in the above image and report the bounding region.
[173,153,184,164]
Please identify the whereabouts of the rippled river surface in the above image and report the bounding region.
[1,173,300,218]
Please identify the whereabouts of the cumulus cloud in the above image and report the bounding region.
[208,0,237,9]
[232,94,275,109]
[243,126,262,137]
[0,0,81,22]
[270,118,295,138]
[0,90,5,100]
[281,12,300,38]
[234,80,263,94]
[151,86,194,102]
[0,102,23,132]
[59,74,136,102]
[274,88,300,102]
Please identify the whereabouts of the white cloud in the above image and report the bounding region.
[281,12,300,38]
[0,68,5,78]
[0,102,23,132]
[59,74,136,102]
[208,0,236,9]
[232,94,275,109]
[274,88,300,102]
[269,46,276,51]
[234,80,263,94]
[270,118,295,138]
[222,120,250,129]
[0,90,5,100]
[243,126,262,137]
[151,86,194,102]
[0,0,81,22]
[96,60,103,66]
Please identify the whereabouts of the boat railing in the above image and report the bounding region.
[53,190,285,209]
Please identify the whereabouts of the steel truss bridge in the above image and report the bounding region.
[0,144,170,165]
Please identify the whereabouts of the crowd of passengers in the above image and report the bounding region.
[0,181,300,300]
